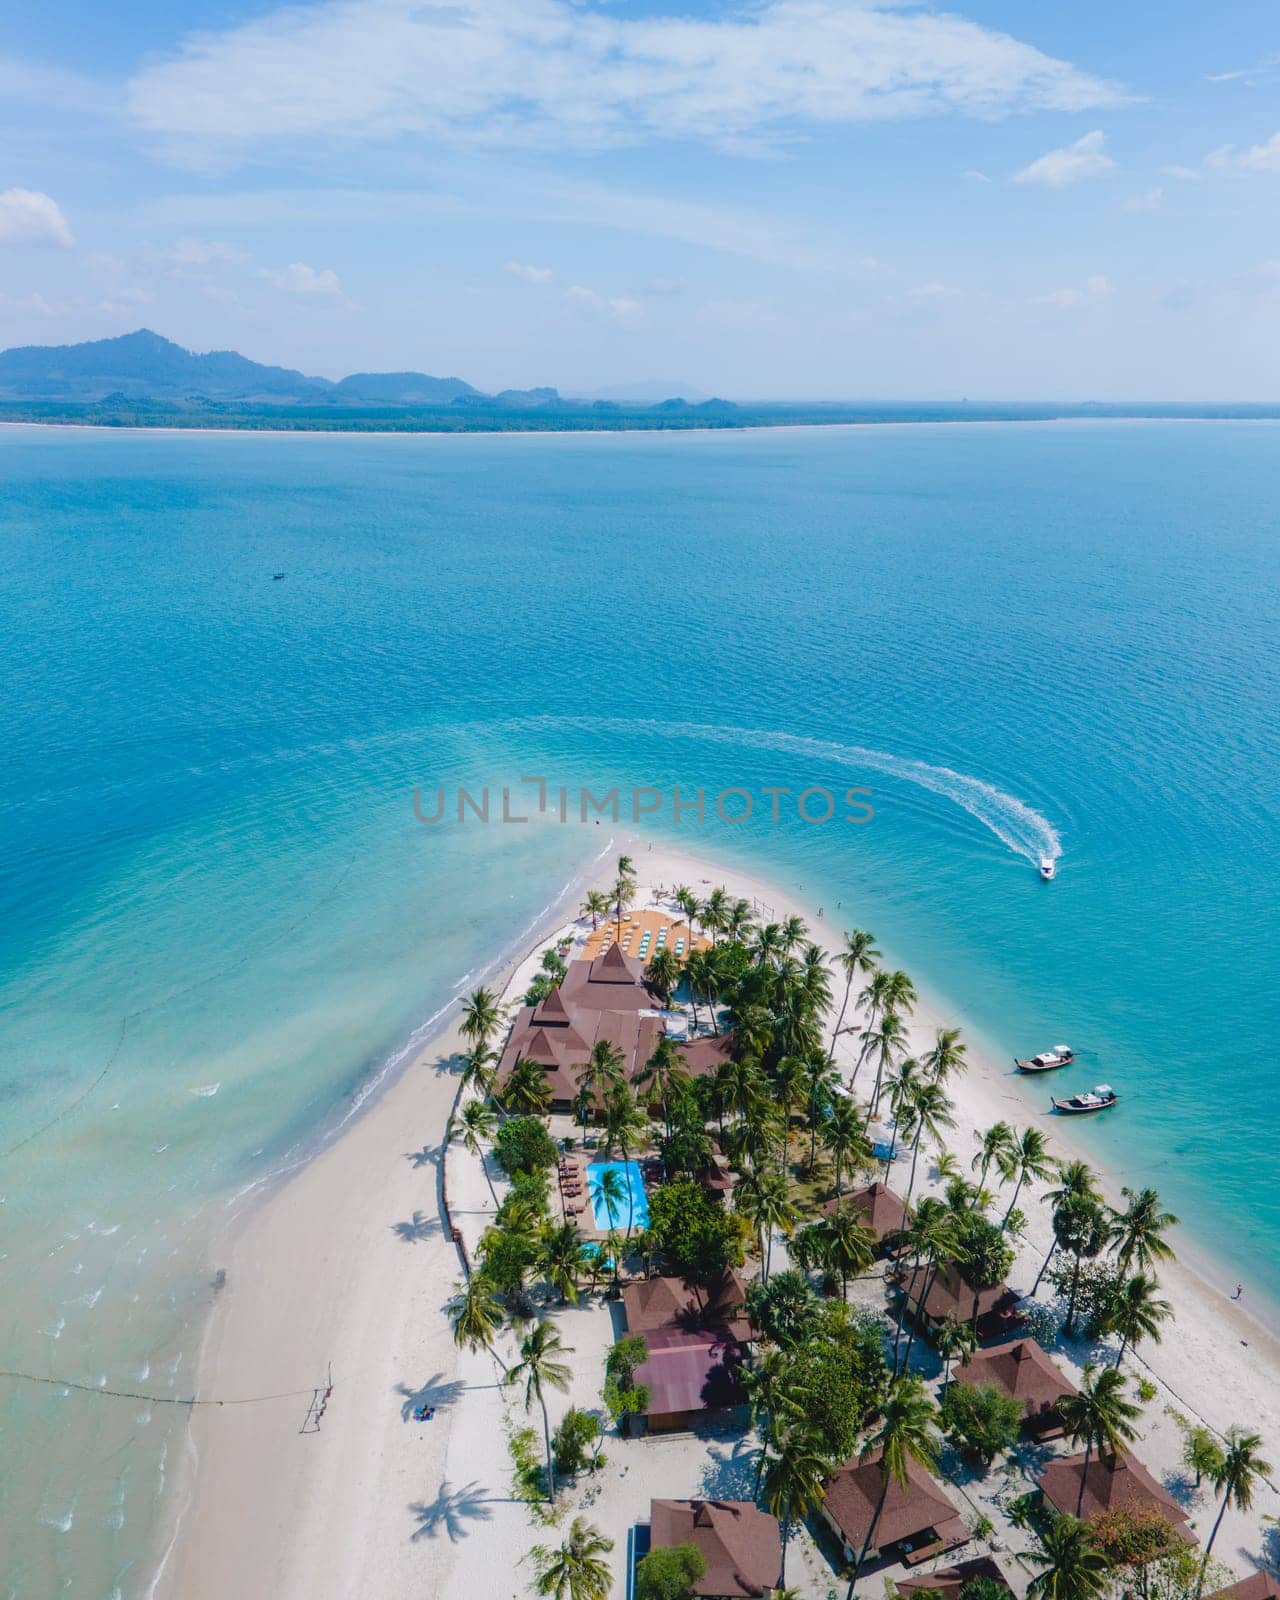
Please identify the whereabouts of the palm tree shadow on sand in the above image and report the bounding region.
[392,1210,440,1242]
[396,1373,467,1422]
[697,1434,758,1499]
[409,1480,495,1543]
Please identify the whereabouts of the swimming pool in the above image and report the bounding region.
[587,1161,650,1232]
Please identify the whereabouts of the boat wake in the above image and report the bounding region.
[524,716,1062,867]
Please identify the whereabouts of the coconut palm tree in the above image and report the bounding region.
[507,1319,573,1500]
[613,854,637,938]
[502,1056,553,1116]
[460,985,503,1054]
[750,922,785,968]
[972,1121,1017,1198]
[579,890,612,930]
[725,897,754,942]
[1057,1363,1141,1516]
[921,1027,968,1087]
[821,1095,869,1209]
[638,1033,689,1139]
[1001,1127,1055,1228]
[863,1009,909,1119]
[452,1099,499,1206]
[684,945,723,1035]
[700,886,730,944]
[645,946,683,1005]
[1049,1195,1112,1335]
[844,1374,940,1599]
[1103,1272,1172,1368]
[762,1423,831,1586]
[589,1166,627,1260]
[1109,1186,1179,1275]
[1022,1514,1110,1600]
[537,1222,590,1305]
[895,1198,963,1377]
[603,1085,648,1245]
[528,1517,613,1600]
[774,1055,806,1159]
[1197,1429,1273,1597]
[778,914,808,954]
[459,1044,499,1104]
[803,1052,838,1171]
[738,1165,798,1280]
[1032,1161,1104,1293]
[829,929,881,1063]
[822,1207,878,1298]
[446,1275,505,1356]
[576,1040,625,1136]
[901,1078,956,1204]
[935,1314,977,1391]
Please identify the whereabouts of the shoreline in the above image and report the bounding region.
[153,832,1280,1599]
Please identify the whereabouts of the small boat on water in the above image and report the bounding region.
[1039,857,1056,881]
[1052,1084,1118,1115]
[273,571,285,580]
[1016,1045,1075,1074]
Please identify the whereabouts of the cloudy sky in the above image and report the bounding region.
[3,0,1280,397]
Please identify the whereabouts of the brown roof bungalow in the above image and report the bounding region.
[1206,1575,1280,1600]
[821,1181,909,1251]
[953,1338,1078,1439]
[622,1269,751,1343]
[648,1500,782,1599]
[895,1261,1022,1343]
[633,1327,747,1433]
[559,943,655,1010]
[680,1032,736,1079]
[1038,1450,1192,1534]
[897,1555,1014,1600]
[821,1450,970,1569]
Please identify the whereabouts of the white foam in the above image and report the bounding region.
[189,1084,220,1098]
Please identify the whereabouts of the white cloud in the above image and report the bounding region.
[258,261,341,294]
[964,168,992,183]
[166,236,248,268]
[1013,129,1115,187]
[1161,164,1201,182]
[1033,272,1113,308]
[908,281,962,299]
[1124,185,1163,211]
[504,260,553,283]
[1228,131,1280,172]
[565,285,644,326]
[127,0,1128,160]
[0,188,74,247]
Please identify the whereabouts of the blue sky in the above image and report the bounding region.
[3,0,1280,397]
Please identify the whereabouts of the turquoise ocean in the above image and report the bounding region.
[1,420,1278,1596]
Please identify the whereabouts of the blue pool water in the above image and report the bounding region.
[588,1162,651,1232]
[2,419,1279,1594]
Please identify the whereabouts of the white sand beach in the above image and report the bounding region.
[153,836,1280,1600]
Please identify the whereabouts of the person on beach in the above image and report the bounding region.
[1233,1284,1244,1300]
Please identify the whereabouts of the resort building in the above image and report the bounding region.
[1037,1450,1193,1534]
[952,1338,1078,1440]
[646,1500,782,1599]
[821,1450,970,1569]
[1207,1576,1280,1600]
[896,1556,1014,1600]
[621,1269,751,1432]
[820,1180,909,1252]
[893,1261,1022,1343]
[679,1032,736,1079]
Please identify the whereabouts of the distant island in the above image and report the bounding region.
[3,330,1280,433]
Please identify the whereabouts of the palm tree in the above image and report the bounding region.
[750,921,785,968]
[638,1033,689,1138]
[645,946,683,1006]
[778,914,808,954]
[685,945,724,1035]
[674,884,701,941]
[1050,1194,1112,1335]
[845,1374,940,1599]
[895,1198,962,1377]
[460,985,503,1054]
[972,1121,1017,1197]
[579,890,612,931]
[537,1222,590,1304]
[901,1078,956,1204]
[775,1055,806,1159]
[1001,1127,1054,1228]
[1022,1514,1110,1600]
[762,1424,831,1586]
[1197,1429,1273,1597]
[613,854,637,938]
[1032,1161,1104,1293]
[803,1053,838,1171]
[829,929,881,1063]
[920,1026,968,1086]
[603,1084,648,1245]
[589,1166,627,1260]
[821,1095,869,1209]
[862,1009,909,1119]
[935,1314,977,1391]
[1103,1272,1172,1368]
[452,1098,499,1206]
[446,1275,505,1357]
[1109,1186,1179,1275]
[577,1040,625,1135]
[725,897,754,942]
[1057,1362,1141,1516]
[822,1207,878,1298]
[735,1165,797,1281]
[459,1044,498,1104]
[507,1320,573,1500]
[502,1056,552,1116]
[700,886,730,945]
[529,1516,614,1600]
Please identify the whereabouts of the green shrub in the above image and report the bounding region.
[552,1406,603,1475]
[635,1542,708,1600]
[647,1177,739,1281]
[940,1381,1024,1465]
[494,1115,558,1177]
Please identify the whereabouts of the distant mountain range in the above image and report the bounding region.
[0,329,726,413]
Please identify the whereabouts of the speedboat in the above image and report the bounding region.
[1039,857,1056,881]
[1015,1045,1075,1073]
[1052,1084,1117,1115]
